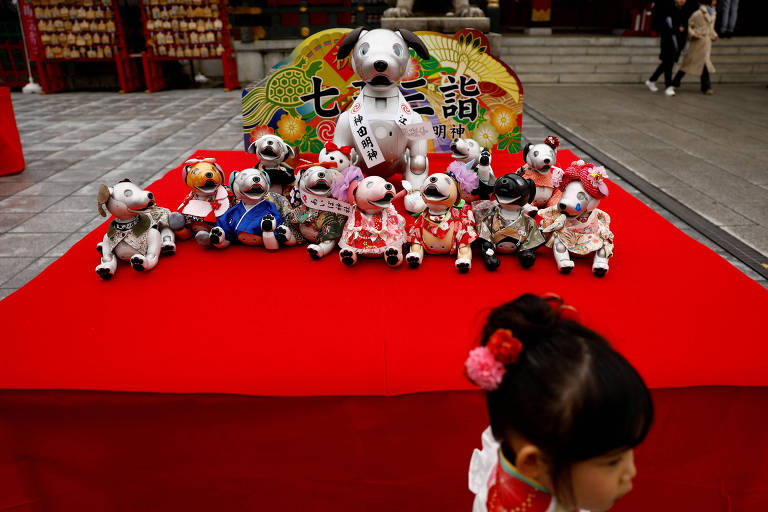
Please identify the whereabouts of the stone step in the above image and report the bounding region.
[500,55,768,69]
[502,44,768,57]
[514,71,768,84]
[500,35,768,47]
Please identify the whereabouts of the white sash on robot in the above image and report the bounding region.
[348,89,412,168]
[300,192,354,217]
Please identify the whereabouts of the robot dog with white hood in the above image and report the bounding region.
[334,27,430,213]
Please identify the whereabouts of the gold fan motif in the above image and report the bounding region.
[416,32,521,104]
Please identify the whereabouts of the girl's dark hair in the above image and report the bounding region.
[482,294,653,494]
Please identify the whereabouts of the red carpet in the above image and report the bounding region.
[1,149,766,394]
[1,150,767,511]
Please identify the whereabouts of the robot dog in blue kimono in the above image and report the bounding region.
[209,167,291,250]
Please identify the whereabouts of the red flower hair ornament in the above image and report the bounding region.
[465,295,578,391]
[465,329,523,391]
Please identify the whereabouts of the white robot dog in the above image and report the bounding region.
[334,27,430,213]
[95,179,164,279]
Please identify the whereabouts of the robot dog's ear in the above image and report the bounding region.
[397,29,429,60]
[337,27,367,60]
[229,170,239,190]
[525,178,536,204]
[97,184,111,217]
[283,143,295,162]
[182,164,192,182]
[522,143,533,162]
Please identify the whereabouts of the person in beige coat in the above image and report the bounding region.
[672,0,718,94]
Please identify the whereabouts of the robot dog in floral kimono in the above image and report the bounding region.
[335,168,407,267]
[275,161,349,259]
[406,161,479,273]
[516,136,563,213]
[540,160,614,276]
[476,173,546,270]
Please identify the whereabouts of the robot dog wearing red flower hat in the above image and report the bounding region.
[539,160,614,276]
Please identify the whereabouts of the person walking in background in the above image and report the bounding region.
[645,0,693,97]
[673,0,718,95]
[717,0,739,37]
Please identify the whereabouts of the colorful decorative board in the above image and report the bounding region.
[241,28,523,155]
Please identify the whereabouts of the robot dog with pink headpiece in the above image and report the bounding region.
[333,167,407,267]
[539,160,614,276]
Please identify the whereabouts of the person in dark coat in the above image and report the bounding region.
[645,0,694,96]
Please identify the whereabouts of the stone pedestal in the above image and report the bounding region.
[381,17,501,55]
[381,16,490,34]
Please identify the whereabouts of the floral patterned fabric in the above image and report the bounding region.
[339,206,406,255]
[477,206,545,252]
[539,207,614,257]
[408,203,478,254]
[517,165,562,208]
[285,205,346,244]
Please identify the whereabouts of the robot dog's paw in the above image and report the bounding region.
[130,255,146,272]
[340,249,356,266]
[261,214,275,233]
[96,266,113,280]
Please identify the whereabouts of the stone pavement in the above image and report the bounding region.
[1,85,766,300]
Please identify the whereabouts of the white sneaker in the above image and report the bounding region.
[644,80,658,92]
[665,86,676,96]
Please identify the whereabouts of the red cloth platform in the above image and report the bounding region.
[1,150,767,511]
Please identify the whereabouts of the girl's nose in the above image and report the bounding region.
[623,452,637,482]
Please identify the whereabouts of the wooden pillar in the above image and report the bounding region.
[487,0,500,32]
[526,0,552,35]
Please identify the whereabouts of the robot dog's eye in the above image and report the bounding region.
[359,42,369,56]
[366,181,374,189]
[577,192,588,201]
[392,43,403,57]
[123,189,133,197]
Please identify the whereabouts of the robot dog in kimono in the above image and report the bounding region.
[169,157,235,246]
[475,173,546,270]
[275,161,349,259]
[208,167,292,250]
[95,179,166,279]
[539,160,614,276]
[406,161,479,273]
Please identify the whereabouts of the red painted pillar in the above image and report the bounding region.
[0,87,25,176]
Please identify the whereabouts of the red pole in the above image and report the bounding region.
[0,87,25,175]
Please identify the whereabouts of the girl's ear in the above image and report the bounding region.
[515,445,552,488]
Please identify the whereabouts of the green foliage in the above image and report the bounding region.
[497,126,522,154]
[297,125,324,153]
[453,106,487,133]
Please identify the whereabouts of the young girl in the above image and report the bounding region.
[466,294,654,512]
